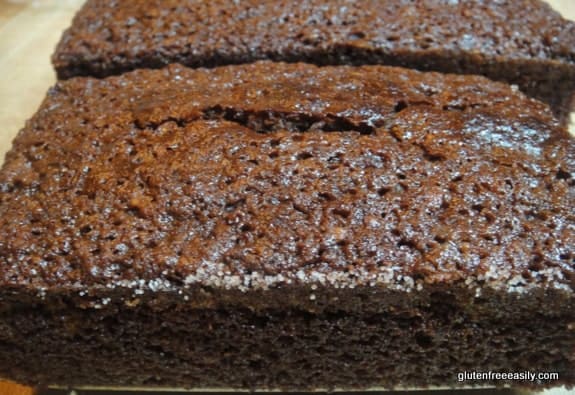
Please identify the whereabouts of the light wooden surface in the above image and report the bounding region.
[0,380,34,395]
[0,0,85,159]
[0,0,574,394]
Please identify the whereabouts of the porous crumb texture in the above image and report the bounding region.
[0,288,573,390]
[0,62,574,389]
[52,0,575,123]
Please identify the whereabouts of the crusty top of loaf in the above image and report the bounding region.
[52,0,575,78]
[0,62,573,295]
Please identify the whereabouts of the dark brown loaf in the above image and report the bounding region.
[52,0,575,123]
[0,62,574,389]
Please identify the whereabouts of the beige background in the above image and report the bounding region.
[0,0,574,394]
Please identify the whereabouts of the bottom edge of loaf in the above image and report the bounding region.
[27,384,573,395]
[45,384,505,392]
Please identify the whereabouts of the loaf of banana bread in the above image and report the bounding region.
[52,0,575,124]
[0,62,573,390]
